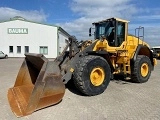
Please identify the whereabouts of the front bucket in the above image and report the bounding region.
[8,53,65,117]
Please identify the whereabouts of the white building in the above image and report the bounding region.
[0,16,70,58]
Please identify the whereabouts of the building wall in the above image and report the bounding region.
[58,30,69,54]
[0,20,58,58]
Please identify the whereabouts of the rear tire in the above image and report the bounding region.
[73,55,111,96]
[131,55,152,83]
[5,55,8,59]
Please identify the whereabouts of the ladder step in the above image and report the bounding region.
[125,65,130,66]
[124,64,130,73]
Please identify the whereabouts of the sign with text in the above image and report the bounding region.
[8,28,28,34]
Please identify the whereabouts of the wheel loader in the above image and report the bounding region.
[8,17,157,117]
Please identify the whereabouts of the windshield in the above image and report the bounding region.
[95,21,112,39]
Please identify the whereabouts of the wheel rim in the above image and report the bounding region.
[90,67,105,86]
[141,63,149,77]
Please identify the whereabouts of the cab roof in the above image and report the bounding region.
[92,17,130,25]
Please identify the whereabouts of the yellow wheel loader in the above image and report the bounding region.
[8,18,157,117]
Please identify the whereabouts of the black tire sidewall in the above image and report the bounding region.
[81,57,111,95]
[135,56,151,83]
[5,55,8,59]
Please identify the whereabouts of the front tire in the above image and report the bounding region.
[131,55,152,83]
[73,55,111,96]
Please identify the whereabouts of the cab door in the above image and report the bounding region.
[115,21,125,47]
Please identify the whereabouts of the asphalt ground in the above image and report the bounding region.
[0,58,160,120]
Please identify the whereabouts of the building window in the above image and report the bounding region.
[25,46,29,53]
[40,46,48,55]
[9,46,13,53]
[17,46,21,53]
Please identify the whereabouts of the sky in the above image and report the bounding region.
[0,0,159,47]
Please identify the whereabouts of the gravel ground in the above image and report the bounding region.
[0,58,160,120]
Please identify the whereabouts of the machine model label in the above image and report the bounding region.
[8,28,28,34]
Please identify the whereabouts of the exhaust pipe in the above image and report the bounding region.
[8,53,65,117]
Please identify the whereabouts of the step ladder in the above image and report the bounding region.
[135,26,144,44]
[123,63,131,80]
[123,64,131,74]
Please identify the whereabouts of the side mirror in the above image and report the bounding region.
[89,27,92,36]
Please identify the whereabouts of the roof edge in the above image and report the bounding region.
[0,16,71,37]
[93,17,130,24]
[58,27,71,37]
[0,16,59,27]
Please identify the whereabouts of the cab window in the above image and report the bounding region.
[116,22,125,46]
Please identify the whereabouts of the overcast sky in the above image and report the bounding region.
[0,0,159,47]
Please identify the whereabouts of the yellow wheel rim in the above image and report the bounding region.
[141,63,149,77]
[90,67,105,86]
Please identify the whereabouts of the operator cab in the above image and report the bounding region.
[89,18,129,47]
